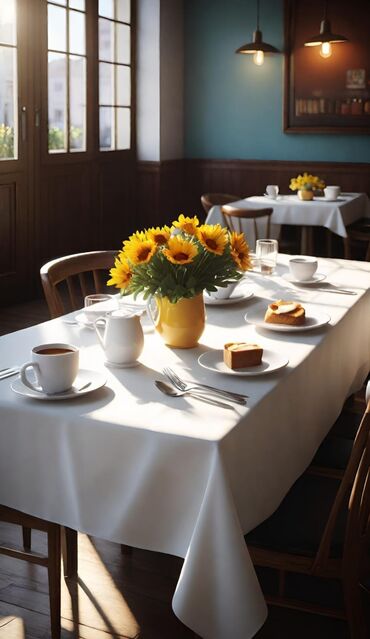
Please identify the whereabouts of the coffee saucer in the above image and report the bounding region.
[104,360,140,369]
[11,369,106,400]
[282,272,326,285]
[204,290,254,306]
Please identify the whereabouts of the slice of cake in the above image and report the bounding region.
[224,342,263,369]
[264,300,305,326]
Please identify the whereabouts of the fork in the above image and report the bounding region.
[163,367,248,404]
[155,380,234,410]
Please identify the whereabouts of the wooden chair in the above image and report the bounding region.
[344,218,370,261]
[221,205,273,241]
[40,250,118,319]
[200,193,242,216]
[246,401,370,639]
[0,507,77,639]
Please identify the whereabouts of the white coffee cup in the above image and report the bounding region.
[289,257,318,281]
[324,186,341,200]
[207,281,239,300]
[20,343,79,394]
[266,185,279,199]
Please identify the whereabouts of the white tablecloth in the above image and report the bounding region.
[207,192,370,249]
[1,255,370,639]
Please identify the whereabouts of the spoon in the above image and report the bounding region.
[155,380,234,410]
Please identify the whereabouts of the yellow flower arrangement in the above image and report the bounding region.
[289,172,325,192]
[108,215,251,303]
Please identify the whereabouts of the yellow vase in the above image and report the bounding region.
[298,189,314,201]
[153,294,205,348]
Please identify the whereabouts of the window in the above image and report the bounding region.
[47,0,87,153]
[0,0,17,160]
[98,0,131,151]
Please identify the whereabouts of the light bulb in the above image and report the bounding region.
[253,50,264,66]
[320,42,332,58]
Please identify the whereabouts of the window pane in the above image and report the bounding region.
[0,46,17,159]
[100,106,114,150]
[99,18,114,62]
[117,0,130,23]
[116,65,130,105]
[117,107,130,150]
[48,4,66,52]
[99,62,114,105]
[116,23,130,64]
[99,0,114,19]
[70,55,86,151]
[69,9,85,55]
[69,0,85,10]
[0,0,16,45]
[48,52,67,152]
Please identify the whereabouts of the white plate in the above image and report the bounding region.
[314,196,345,202]
[282,272,326,285]
[204,291,254,306]
[244,306,331,332]
[11,369,106,401]
[198,349,289,376]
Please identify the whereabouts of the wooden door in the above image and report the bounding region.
[1,0,135,306]
[0,0,35,303]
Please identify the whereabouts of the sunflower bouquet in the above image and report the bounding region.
[289,172,325,192]
[107,214,251,304]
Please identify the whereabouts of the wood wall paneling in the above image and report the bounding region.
[0,183,16,277]
[183,159,370,215]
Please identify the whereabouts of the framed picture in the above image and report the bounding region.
[284,0,370,134]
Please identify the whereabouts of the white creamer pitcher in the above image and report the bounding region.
[94,309,144,367]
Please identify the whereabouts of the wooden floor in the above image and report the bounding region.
[0,299,366,639]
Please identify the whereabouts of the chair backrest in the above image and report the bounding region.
[313,400,370,573]
[221,205,273,241]
[201,193,242,216]
[40,250,117,318]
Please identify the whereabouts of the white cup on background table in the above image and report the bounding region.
[265,185,279,199]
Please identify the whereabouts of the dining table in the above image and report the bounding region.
[206,191,370,254]
[1,254,370,639]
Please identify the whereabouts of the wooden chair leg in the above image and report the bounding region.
[22,526,31,550]
[47,524,61,639]
[62,527,78,578]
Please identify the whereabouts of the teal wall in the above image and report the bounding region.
[184,0,370,162]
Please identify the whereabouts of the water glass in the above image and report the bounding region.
[84,294,113,307]
[255,239,278,275]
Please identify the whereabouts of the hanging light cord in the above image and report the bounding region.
[323,0,328,21]
[256,0,260,31]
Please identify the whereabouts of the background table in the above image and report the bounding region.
[206,192,370,253]
[1,256,370,639]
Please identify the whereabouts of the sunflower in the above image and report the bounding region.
[107,255,133,289]
[197,224,228,255]
[124,236,157,265]
[146,225,171,245]
[172,214,199,236]
[229,232,251,271]
[163,237,198,264]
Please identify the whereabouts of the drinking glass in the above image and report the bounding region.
[84,294,113,307]
[255,239,278,275]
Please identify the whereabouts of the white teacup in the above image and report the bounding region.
[207,281,239,300]
[289,257,318,281]
[20,343,79,394]
[324,186,341,200]
[266,185,279,199]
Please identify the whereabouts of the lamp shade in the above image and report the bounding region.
[304,17,348,46]
[236,29,280,54]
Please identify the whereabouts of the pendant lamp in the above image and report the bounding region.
[235,0,280,66]
[304,0,348,59]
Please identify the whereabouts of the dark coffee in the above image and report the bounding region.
[37,348,74,355]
